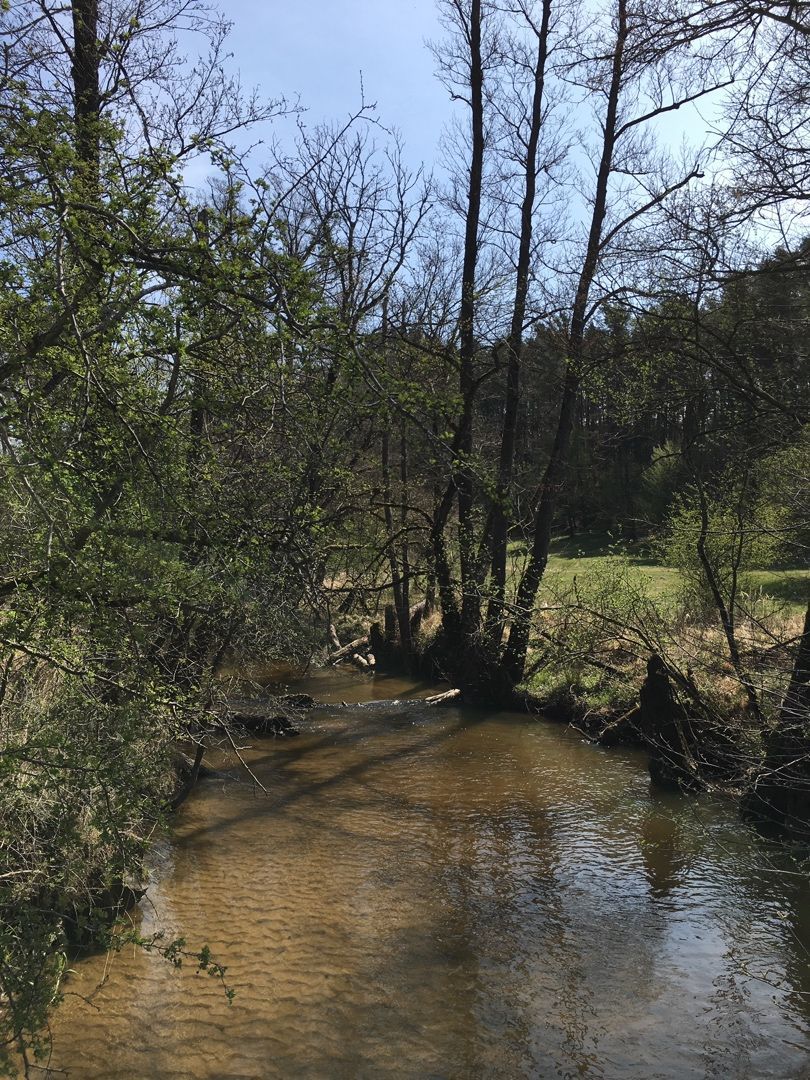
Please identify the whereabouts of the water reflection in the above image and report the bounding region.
[42,673,810,1079]
[640,791,691,901]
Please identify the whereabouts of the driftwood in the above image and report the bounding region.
[328,635,369,664]
[168,743,206,812]
[425,688,461,706]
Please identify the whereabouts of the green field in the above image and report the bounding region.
[508,534,808,612]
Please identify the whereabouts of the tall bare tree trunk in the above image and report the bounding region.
[382,427,411,662]
[503,0,628,685]
[485,0,553,647]
[428,0,487,677]
[399,423,413,659]
[456,0,486,649]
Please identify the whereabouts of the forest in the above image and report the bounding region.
[0,0,809,1072]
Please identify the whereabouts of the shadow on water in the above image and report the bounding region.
[179,704,486,848]
[639,789,693,901]
[43,675,810,1079]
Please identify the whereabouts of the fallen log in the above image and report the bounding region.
[328,635,369,664]
[425,688,461,706]
[168,743,206,812]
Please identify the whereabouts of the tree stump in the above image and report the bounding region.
[640,654,697,790]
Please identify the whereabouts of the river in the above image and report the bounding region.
[44,670,810,1078]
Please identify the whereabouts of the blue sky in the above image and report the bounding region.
[192,0,724,219]
[221,0,449,171]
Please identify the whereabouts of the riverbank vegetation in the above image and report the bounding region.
[1,0,809,1071]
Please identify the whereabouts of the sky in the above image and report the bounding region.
[219,0,450,173]
[185,0,731,237]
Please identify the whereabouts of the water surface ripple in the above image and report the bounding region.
[48,672,810,1078]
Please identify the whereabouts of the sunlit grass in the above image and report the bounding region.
[506,533,808,612]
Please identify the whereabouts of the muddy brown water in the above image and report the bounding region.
[43,670,810,1078]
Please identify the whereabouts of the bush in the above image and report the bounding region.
[661,479,788,620]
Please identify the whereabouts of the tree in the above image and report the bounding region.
[0,2,340,1070]
[420,0,724,698]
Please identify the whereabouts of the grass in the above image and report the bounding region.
[509,532,807,733]
[746,569,809,610]
[507,533,808,613]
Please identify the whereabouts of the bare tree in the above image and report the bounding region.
[501,0,727,685]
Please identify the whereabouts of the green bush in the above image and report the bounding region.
[662,480,788,619]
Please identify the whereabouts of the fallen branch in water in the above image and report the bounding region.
[425,688,461,706]
[328,635,369,664]
[167,742,206,812]
[222,724,268,794]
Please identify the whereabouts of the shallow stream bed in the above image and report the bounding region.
[46,670,810,1078]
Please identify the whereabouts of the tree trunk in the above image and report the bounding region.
[456,0,486,649]
[382,427,409,659]
[71,0,101,185]
[502,0,628,686]
[745,599,810,834]
[485,0,553,648]
[427,0,486,672]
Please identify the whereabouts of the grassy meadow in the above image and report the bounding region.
[506,533,809,613]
